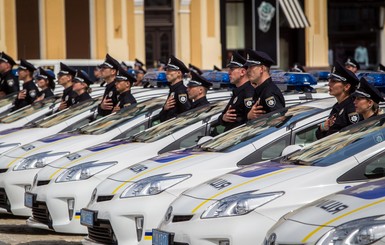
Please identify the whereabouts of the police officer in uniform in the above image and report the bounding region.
[113,66,137,113]
[57,62,77,111]
[97,54,120,117]
[72,70,93,104]
[159,55,192,122]
[316,61,360,139]
[246,49,285,120]
[219,51,255,131]
[0,52,19,97]
[13,59,38,111]
[353,77,384,120]
[187,70,212,109]
[35,67,55,101]
[345,57,360,74]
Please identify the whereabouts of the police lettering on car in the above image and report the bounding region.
[186,70,212,109]
[219,51,255,131]
[245,49,285,120]
[13,59,39,111]
[97,54,121,117]
[316,61,361,139]
[0,51,19,97]
[159,55,192,122]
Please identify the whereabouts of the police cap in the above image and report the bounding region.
[379,64,385,72]
[58,62,76,77]
[36,67,56,89]
[73,70,93,86]
[189,63,203,75]
[165,55,189,74]
[187,70,212,88]
[18,59,36,73]
[244,49,275,67]
[353,77,385,104]
[116,66,136,85]
[100,54,120,70]
[134,58,145,68]
[227,51,247,68]
[290,63,305,72]
[213,65,221,71]
[0,52,16,67]
[329,61,359,88]
[345,57,360,70]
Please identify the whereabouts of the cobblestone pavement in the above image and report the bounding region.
[0,214,83,245]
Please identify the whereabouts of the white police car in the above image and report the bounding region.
[25,101,228,234]
[156,114,385,245]
[264,178,385,245]
[79,98,336,245]
[0,97,165,216]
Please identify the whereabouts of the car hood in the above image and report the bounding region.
[95,150,222,195]
[284,178,385,227]
[183,162,318,200]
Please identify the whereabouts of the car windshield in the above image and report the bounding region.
[28,98,101,128]
[0,92,17,108]
[132,101,227,143]
[79,97,165,135]
[282,115,385,166]
[197,105,323,153]
[0,96,60,124]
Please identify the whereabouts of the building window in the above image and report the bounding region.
[226,2,245,50]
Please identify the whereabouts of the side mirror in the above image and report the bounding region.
[197,136,213,145]
[281,145,302,156]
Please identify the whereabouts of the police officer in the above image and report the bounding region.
[35,67,55,101]
[113,66,137,113]
[316,61,360,139]
[290,63,305,72]
[134,58,145,70]
[97,54,120,117]
[246,49,285,120]
[159,55,192,122]
[187,70,212,109]
[0,52,19,97]
[134,67,146,87]
[72,70,93,104]
[219,51,255,131]
[353,77,384,120]
[57,62,77,111]
[189,63,203,75]
[345,57,360,74]
[13,59,38,110]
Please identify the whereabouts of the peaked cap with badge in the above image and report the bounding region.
[165,55,190,74]
[379,64,385,72]
[244,49,275,67]
[189,63,203,75]
[18,59,36,73]
[345,57,360,70]
[58,62,76,77]
[0,52,16,67]
[74,70,93,86]
[353,77,385,104]
[329,61,359,89]
[227,51,247,68]
[187,71,212,88]
[100,54,120,70]
[134,58,145,68]
[116,66,137,85]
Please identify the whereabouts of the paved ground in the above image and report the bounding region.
[0,214,83,245]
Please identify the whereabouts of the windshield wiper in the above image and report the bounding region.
[285,159,309,165]
[200,146,218,152]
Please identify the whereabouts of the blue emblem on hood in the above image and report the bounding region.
[39,133,75,143]
[342,181,385,200]
[87,140,130,152]
[153,151,193,163]
[0,127,24,135]
[232,163,286,178]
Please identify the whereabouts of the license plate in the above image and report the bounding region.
[152,229,174,245]
[24,192,35,208]
[80,209,97,227]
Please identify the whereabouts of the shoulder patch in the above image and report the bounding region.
[7,79,14,87]
[178,94,187,104]
[348,112,359,123]
[244,97,254,108]
[265,96,276,108]
[29,89,36,98]
[71,98,76,104]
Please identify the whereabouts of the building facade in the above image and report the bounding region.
[0,0,384,70]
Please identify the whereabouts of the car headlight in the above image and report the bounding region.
[13,151,69,171]
[317,215,385,245]
[56,161,117,182]
[120,174,191,198]
[201,191,284,219]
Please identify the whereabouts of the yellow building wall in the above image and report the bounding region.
[305,0,329,67]
[1,0,17,59]
[43,0,66,59]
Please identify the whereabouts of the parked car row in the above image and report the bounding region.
[2,80,384,245]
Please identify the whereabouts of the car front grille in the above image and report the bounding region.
[37,180,50,186]
[96,195,114,202]
[31,201,52,229]
[0,188,10,212]
[87,219,117,245]
[172,215,194,223]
